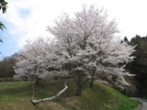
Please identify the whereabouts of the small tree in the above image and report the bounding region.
[14,38,64,98]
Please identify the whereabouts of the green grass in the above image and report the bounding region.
[96,83,138,110]
[0,80,138,110]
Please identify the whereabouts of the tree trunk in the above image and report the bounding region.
[89,70,96,89]
[89,77,94,89]
[75,84,82,96]
[32,67,37,99]
[32,84,35,99]
[74,71,88,96]
[35,77,41,86]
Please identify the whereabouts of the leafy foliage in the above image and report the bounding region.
[0,0,7,30]
[0,0,8,14]
[0,0,8,44]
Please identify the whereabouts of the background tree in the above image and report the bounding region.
[0,55,16,78]
[123,36,129,43]
[126,35,147,96]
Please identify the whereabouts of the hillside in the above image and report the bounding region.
[0,79,138,110]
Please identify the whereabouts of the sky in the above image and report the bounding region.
[0,0,147,59]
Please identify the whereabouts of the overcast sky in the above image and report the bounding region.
[0,0,147,59]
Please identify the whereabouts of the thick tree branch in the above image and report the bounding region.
[31,83,68,105]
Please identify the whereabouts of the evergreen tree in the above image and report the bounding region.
[124,36,129,43]
[126,35,147,96]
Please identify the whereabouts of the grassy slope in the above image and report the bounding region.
[0,80,138,110]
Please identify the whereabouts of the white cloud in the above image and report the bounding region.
[2,0,88,47]
[1,0,147,50]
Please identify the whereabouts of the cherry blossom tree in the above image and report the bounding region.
[14,38,51,80]
[14,38,66,98]
[48,5,135,95]
[14,38,70,103]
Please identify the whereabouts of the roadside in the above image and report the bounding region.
[132,98,147,110]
